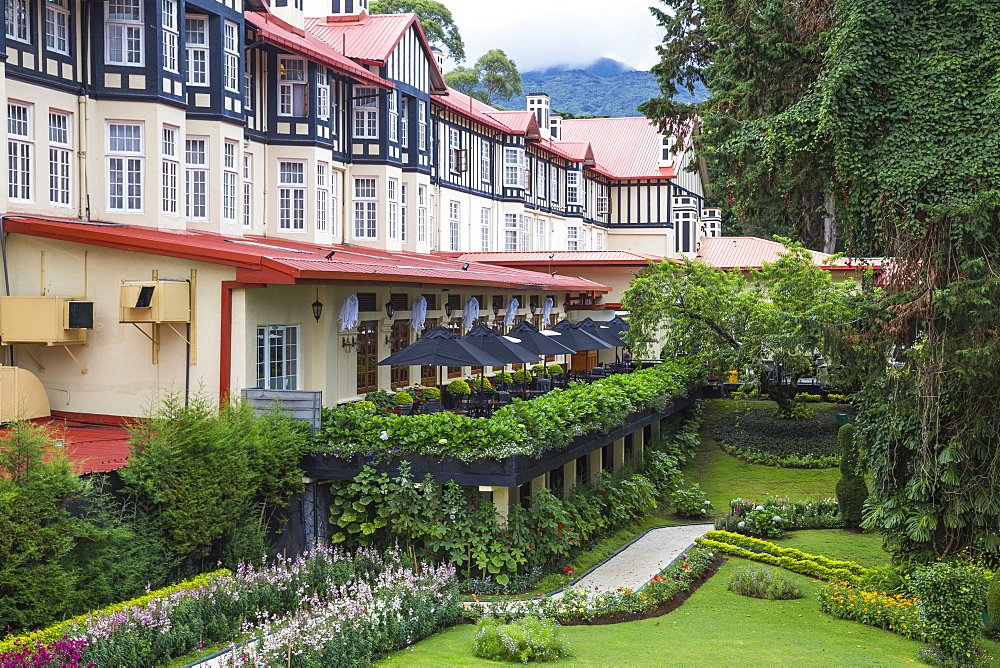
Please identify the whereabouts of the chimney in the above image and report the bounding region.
[330,0,368,15]
[658,134,671,167]
[549,113,563,140]
[526,93,551,139]
[430,46,445,69]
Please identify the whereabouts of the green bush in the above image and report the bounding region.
[727,564,803,599]
[365,389,396,410]
[671,483,712,517]
[531,364,548,376]
[909,563,990,664]
[817,581,926,641]
[353,400,377,411]
[393,392,414,405]
[421,386,441,401]
[472,616,574,663]
[794,392,822,402]
[987,575,1000,636]
[513,369,533,382]
[835,423,868,529]
[713,402,844,467]
[469,377,495,393]
[546,364,564,375]
[716,497,841,533]
[446,379,471,395]
[826,393,847,402]
[494,371,514,385]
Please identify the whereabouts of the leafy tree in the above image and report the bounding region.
[444,50,522,106]
[835,424,867,530]
[622,241,858,416]
[641,0,838,250]
[371,0,465,63]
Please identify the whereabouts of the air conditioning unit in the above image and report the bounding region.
[120,280,191,323]
[0,296,92,345]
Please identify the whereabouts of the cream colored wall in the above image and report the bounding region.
[607,228,674,258]
[4,236,236,417]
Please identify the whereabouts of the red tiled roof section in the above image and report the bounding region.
[4,216,610,294]
[246,12,391,88]
[561,117,676,180]
[304,13,447,92]
[450,250,664,266]
[434,88,540,136]
[0,418,133,474]
[697,236,884,270]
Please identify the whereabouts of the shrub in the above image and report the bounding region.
[446,379,471,395]
[671,483,713,518]
[546,364,564,375]
[531,364,548,376]
[909,562,990,664]
[469,377,495,393]
[736,508,786,539]
[987,575,1000,637]
[365,389,396,410]
[513,369,533,382]
[393,392,414,405]
[826,393,847,402]
[717,496,841,533]
[727,564,803,600]
[472,616,574,663]
[494,371,514,385]
[353,400,377,411]
[713,402,843,467]
[422,386,441,401]
[794,392,822,402]
[817,581,926,640]
[835,423,868,529]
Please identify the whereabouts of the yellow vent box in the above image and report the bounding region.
[0,296,92,345]
[120,280,191,323]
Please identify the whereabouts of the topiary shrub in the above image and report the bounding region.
[835,423,868,529]
[512,369,533,382]
[352,400,377,411]
[531,364,547,376]
[446,379,470,395]
[421,386,441,401]
[393,392,414,405]
[494,371,514,385]
[986,575,1000,638]
[472,616,574,663]
[909,562,990,664]
[546,364,563,375]
[469,377,495,393]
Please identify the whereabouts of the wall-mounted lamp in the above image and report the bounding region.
[444,302,454,318]
[385,301,395,319]
[385,333,393,345]
[311,290,324,322]
[341,335,358,350]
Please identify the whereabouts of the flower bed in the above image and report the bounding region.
[712,403,845,468]
[0,548,459,668]
[714,497,842,536]
[817,581,927,641]
[694,530,868,584]
[315,360,702,462]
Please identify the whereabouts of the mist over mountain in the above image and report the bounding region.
[496,57,708,118]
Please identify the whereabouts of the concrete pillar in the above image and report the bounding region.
[483,485,512,527]
[613,437,625,471]
[530,473,547,497]
[633,428,645,471]
[562,459,577,498]
[588,448,602,483]
[651,418,661,440]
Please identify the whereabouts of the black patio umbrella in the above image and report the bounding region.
[377,325,506,368]
[577,317,626,346]
[461,323,541,364]
[507,320,577,356]
[550,318,614,351]
[605,316,630,336]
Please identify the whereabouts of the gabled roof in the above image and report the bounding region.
[486,111,540,138]
[4,217,610,294]
[246,11,391,88]
[561,117,676,180]
[304,12,447,93]
[696,236,884,271]
[447,251,663,266]
[531,139,594,166]
[434,88,541,138]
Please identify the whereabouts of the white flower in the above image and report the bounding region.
[737,521,745,529]
[704,500,711,505]
[379,430,389,441]
[701,509,707,514]
[755,505,765,511]
[773,516,783,522]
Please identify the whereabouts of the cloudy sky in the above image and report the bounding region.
[440,0,668,72]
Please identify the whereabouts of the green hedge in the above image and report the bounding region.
[315,360,703,461]
[694,530,868,584]
[712,403,844,468]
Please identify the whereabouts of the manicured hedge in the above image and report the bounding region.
[712,403,844,467]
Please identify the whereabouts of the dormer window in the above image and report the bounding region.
[279,57,308,116]
[661,135,671,162]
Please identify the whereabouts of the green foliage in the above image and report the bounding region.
[472,616,574,663]
[836,423,868,530]
[696,530,869,584]
[794,392,822,403]
[446,378,470,395]
[713,402,843,467]
[987,576,1000,637]
[119,394,307,559]
[365,389,397,410]
[445,49,522,106]
[716,497,842,534]
[909,563,990,663]
[421,385,441,401]
[353,400,377,411]
[512,368,533,382]
[670,482,712,518]
[393,391,414,405]
[494,371,514,384]
[469,377,495,393]
[727,564,803,600]
[0,421,83,631]
[371,0,465,62]
[531,364,547,376]
[818,580,927,641]
[546,364,563,375]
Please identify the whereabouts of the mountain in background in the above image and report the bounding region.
[495,57,708,118]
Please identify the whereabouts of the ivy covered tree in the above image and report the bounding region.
[371,0,465,63]
[622,241,859,416]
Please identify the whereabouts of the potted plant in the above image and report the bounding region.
[470,377,495,393]
[545,364,564,375]
[421,385,442,412]
[393,391,414,414]
[444,379,471,408]
[531,364,548,377]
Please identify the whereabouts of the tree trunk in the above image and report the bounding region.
[823,192,837,254]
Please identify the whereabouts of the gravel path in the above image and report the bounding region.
[573,523,713,592]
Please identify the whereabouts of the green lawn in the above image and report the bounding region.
[379,558,925,667]
[777,530,891,569]
[679,400,841,515]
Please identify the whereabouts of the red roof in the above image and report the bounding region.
[449,250,663,266]
[486,111,540,137]
[532,139,594,165]
[304,13,447,93]
[246,11,391,88]
[4,216,610,294]
[0,418,133,474]
[697,236,884,271]
[435,87,541,136]
[561,117,676,180]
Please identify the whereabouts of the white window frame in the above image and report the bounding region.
[278,160,306,231]
[48,111,71,207]
[567,170,582,205]
[520,214,531,251]
[387,177,399,240]
[535,218,545,252]
[448,201,460,252]
[417,185,427,243]
[418,100,427,150]
[185,15,208,85]
[567,225,579,251]
[7,102,32,202]
[256,324,299,390]
[353,86,378,139]
[316,162,329,233]
[428,193,435,246]
[480,207,491,252]
[6,0,29,42]
[388,91,398,143]
[317,70,330,121]
[353,177,378,239]
[400,183,408,242]
[278,57,308,116]
[535,162,546,199]
[596,231,605,250]
[504,147,525,188]
[161,125,178,215]
[223,140,238,222]
[106,121,144,212]
[106,0,143,65]
[550,167,559,204]
[448,127,461,173]
[504,213,518,252]
[224,20,239,92]
[400,97,409,148]
[184,136,208,220]
[45,0,69,54]
[242,153,253,228]
[161,0,178,72]
[480,138,491,184]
